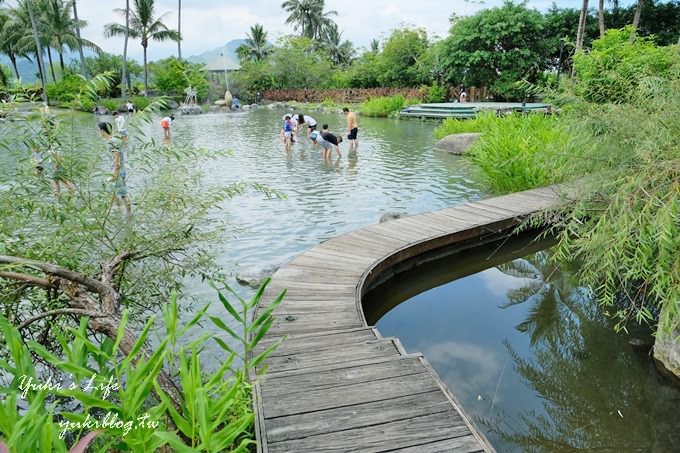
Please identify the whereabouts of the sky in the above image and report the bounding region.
[4,0,639,62]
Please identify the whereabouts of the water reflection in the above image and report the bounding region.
[373,241,680,452]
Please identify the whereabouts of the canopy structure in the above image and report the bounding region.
[205,55,240,72]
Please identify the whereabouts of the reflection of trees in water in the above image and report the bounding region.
[487,250,680,452]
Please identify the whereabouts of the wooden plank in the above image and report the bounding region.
[362,224,428,243]
[262,356,427,397]
[264,339,400,375]
[446,204,505,222]
[390,435,486,453]
[465,201,524,218]
[267,410,473,453]
[258,328,379,357]
[264,371,439,418]
[392,217,451,235]
[264,391,454,443]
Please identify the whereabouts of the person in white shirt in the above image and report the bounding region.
[113,111,127,137]
[125,100,135,114]
[296,113,318,137]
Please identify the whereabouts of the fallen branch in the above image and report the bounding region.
[18,308,103,330]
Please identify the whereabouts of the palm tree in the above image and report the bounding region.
[177,0,181,60]
[281,0,337,40]
[24,0,48,102]
[370,38,380,54]
[104,0,180,95]
[236,24,272,62]
[575,0,589,52]
[42,0,101,73]
[0,8,31,80]
[121,0,129,98]
[631,0,644,34]
[71,0,87,76]
[323,24,354,66]
[598,0,605,37]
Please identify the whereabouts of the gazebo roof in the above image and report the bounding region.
[205,55,241,72]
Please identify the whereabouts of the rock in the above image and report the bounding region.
[434,133,482,155]
[224,91,233,108]
[654,310,680,385]
[241,104,250,111]
[179,105,202,115]
[250,103,258,109]
[380,212,408,223]
[236,265,280,289]
[167,99,180,109]
[214,100,227,106]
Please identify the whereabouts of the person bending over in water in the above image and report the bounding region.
[296,114,318,137]
[321,124,343,158]
[99,122,132,217]
[310,131,333,159]
[160,114,174,140]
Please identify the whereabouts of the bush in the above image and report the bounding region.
[433,111,498,138]
[151,57,210,101]
[101,98,120,113]
[359,95,420,117]
[464,113,568,193]
[573,27,677,104]
[425,83,448,103]
[131,95,150,111]
[45,73,86,103]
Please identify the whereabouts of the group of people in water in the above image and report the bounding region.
[280,108,359,158]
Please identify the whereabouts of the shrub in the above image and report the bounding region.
[464,113,568,193]
[433,111,498,138]
[101,98,120,113]
[131,95,150,111]
[359,95,420,117]
[573,27,677,104]
[425,83,448,103]
[151,57,210,101]
[45,73,86,103]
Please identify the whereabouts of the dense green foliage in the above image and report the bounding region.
[358,95,420,118]
[377,28,430,87]
[450,31,680,333]
[150,57,210,101]
[439,1,548,100]
[75,52,144,97]
[572,27,678,103]
[44,72,85,102]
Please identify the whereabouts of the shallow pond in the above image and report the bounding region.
[367,234,680,452]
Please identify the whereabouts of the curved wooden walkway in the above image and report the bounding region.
[253,186,561,453]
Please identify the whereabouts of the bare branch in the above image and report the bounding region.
[18,309,103,330]
[0,271,53,289]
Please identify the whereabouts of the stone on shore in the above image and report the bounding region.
[380,212,408,223]
[236,265,281,289]
[434,133,482,155]
[654,311,680,385]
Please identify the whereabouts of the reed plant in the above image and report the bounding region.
[359,95,420,118]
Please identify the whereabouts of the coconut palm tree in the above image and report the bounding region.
[42,0,101,73]
[177,0,181,60]
[0,8,32,80]
[24,0,48,101]
[323,24,354,66]
[370,38,380,54]
[104,0,180,95]
[121,0,129,98]
[575,0,589,52]
[71,0,87,76]
[631,0,644,33]
[236,24,272,62]
[281,0,337,40]
[598,0,605,37]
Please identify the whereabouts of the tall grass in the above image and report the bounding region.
[359,95,420,118]
[464,113,567,193]
[433,112,498,139]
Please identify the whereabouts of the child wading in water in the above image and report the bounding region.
[41,115,75,194]
[160,114,174,140]
[99,122,132,217]
[281,115,293,152]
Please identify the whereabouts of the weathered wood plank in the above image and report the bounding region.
[264,339,400,375]
[257,328,379,357]
[390,435,485,453]
[267,410,473,453]
[261,356,426,397]
[264,391,454,443]
[264,371,439,418]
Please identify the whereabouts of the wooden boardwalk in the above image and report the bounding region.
[253,186,561,453]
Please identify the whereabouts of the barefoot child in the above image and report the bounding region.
[99,122,132,216]
[160,114,174,140]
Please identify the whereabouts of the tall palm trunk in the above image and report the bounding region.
[143,42,148,95]
[58,42,66,73]
[26,0,48,103]
[631,0,644,36]
[121,0,129,98]
[10,55,20,80]
[47,47,57,82]
[177,0,182,60]
[598,0,605,37]
[72,0,88,77]
[575,0,589,52]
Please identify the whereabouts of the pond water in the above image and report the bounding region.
[367,233,680,452]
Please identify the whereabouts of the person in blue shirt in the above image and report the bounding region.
[280,115,293,152]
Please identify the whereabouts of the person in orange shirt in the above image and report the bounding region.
[343,107,358,150]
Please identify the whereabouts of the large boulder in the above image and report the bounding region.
[434,133,482,155]
[654,309,680,385]
[224,91,233,108]
[167,99,180,109]
[236,265,280,289]
[214,100,227,106]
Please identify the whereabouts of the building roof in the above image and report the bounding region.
[205,55,241,72]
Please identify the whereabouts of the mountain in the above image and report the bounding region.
[0,49,97,83]
[187,39,245,65]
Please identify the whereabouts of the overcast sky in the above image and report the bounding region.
[5,0,639,61]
